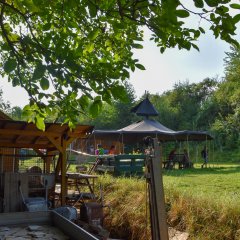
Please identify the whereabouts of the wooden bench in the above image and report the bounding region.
[163,154,193,169]
[95,154,146,176]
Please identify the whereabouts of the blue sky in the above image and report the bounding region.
[130,29,233,98]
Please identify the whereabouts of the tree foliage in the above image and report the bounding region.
[0,88,11,115]
[211,47,240,148]
[150,79,219,130]
[78,81,137,129]
[0,0,239,128]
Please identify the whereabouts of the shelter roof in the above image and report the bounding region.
[0,110,12,120]
[131,97,159,117]
[0,119,93,151]
[119,119,174,133]
[92,119,212,143]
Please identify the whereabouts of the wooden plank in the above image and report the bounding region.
[61,138,67,205]
[0,211,51,225]
[20,174,29,199]
[9,173,21,212]
[47,136,63,153]
[52,211,99,240]
[3,173,10,212]
[0,129,61,138]
[0,142,53,149]
[152,139,169,240]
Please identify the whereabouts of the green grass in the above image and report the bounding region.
[97,163,240,240]
[163,164,240,207]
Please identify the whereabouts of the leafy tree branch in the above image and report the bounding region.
[0,0,239,129]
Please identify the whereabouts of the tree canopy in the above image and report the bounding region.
[0,0,239,129]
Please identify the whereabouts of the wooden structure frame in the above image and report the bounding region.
[0,119,93,205]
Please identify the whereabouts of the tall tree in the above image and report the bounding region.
[0,88,11,115]
[211,47,240,148]
[150,78,219,130]
[78,81,137,129]
[0,0,239,129]
[11,106,24,120]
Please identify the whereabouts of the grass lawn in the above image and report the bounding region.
[163,163,240,207]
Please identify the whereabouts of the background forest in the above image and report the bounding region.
[1,47,240,161]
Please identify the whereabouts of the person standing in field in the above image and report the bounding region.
[201,146,208,168]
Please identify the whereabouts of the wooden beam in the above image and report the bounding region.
[13,123,27,143]
[33,148,45,157]
[66,137,76,147]
[0,129,62,138]
[0,142,55,149]
[32,136,42,145]
[60,137,67,206]
[32,124,53,145]
[45,150,57,173]
[47,136,63,153]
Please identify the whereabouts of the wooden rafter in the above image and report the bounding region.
[47,136,63,153]
[13,123,27,143]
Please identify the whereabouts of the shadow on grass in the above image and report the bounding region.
[163,164,240,177]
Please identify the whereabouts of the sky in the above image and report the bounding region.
[130,29,233,98]
[1,7,239,107]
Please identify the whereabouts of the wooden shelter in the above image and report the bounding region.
[0,111,12,120]
[0,119,93,211]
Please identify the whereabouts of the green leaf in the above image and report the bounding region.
[175,10,190,18]
[35,115,45,131]
[132,43,143,49]
[42,22,51,31]
[160,47,165,53]
[194,0,204,8]
[88,3,97,18]
[199,27,205,34]
[230,4,240,10]
[9,33,20,41]
[22,0,40,12]
[233,14,240,24]
[102,90,111,103]
[89,99,102,118]
[4,58,17,73]
[40,77,50,90]
[136,64,146,70]
[88,29,100,40]
[205,0,218,7]
[12,77,20,87]
[84,43,95,54]
[111,85,128,102]
[32,63,46,80]
[192,43,200,51]
[79,95,90,109]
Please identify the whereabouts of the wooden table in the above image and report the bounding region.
[163,154,185,169]
[66,173,98,194]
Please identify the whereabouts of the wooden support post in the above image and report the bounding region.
[60,136,67,206]
[147,138,169,240]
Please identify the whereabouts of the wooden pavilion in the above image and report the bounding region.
[0,117,93,212]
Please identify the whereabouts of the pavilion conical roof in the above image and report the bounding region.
[131,96,159,117]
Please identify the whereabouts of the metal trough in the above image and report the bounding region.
[0,210,98,240]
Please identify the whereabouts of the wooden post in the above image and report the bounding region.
[60,136,67,205]
[147,138,169,240]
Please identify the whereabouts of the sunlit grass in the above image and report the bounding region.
[96,164,240,240]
